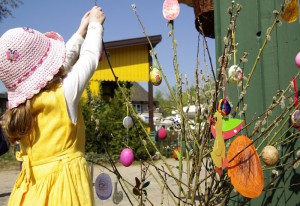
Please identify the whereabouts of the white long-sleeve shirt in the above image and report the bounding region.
[62,22,104,123]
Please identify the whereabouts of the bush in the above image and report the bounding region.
[82,82,156,163]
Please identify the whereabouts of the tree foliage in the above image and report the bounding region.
[0,0,22,22]
[82,82,155,162]
[154,83,213,116]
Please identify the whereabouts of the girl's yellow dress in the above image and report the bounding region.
[8,85,94,206]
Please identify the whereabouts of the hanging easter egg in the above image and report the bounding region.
[123,116,133,129]
[291,110,300,128]
[295,52,300,68]
[228,65,243,84]
[217,98,231,116]
[162,0,180,20]
[150,67,162,86]
[158,127,167,140]
[120,148,134,167]
[95,173,113,200]
[173,147,181,160]
[261,145,279,166]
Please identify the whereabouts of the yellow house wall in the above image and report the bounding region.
[84,44,150,96]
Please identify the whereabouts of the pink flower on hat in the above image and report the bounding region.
[0,27,66,109]
[6,49,19,61]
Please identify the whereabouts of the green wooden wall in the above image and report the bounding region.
[214,0,300,205]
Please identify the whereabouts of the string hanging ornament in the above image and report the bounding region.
[123,116,133,129]
[162,0,180,20]
[157,127,167,140]
[261,145,279,166]
[120,148,134,167]
[295,52,300,68]
[123,102,133,129]
[120,103,134,167]
[94,173,113,200]
[149,52,162,86]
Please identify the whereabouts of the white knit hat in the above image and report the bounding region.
[0,27,66,109]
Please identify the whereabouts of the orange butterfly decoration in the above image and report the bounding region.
[227,135,264,198]
[281,0,299,23]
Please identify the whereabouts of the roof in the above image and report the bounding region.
[131,82,158,104]
[104,35,162,49]
[131,82,148,102]
[178,0,193,7]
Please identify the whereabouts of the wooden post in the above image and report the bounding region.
[148,77,154,131]
[148,52,154,131]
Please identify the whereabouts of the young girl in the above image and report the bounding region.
[0,6,105,206]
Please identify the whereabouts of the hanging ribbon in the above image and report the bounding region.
[292,77,298,107]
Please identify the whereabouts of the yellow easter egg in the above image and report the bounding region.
[261,145,279,166]
[150,67,162,86]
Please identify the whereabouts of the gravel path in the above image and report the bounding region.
[0,158,197,206]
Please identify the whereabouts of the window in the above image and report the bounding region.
[133,104,142,113]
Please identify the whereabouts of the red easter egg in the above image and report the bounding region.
[158,127,167,139]
[120,148,134,167]
[295,52,300,68]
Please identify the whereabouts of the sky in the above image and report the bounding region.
[0,0,216,94]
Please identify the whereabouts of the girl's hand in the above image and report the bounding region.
[89,6,105,25]
[77,10,90,38]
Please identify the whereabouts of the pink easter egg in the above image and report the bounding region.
[120,148,134,167]
[295,52,300,68]
[162,0,180,20]
[158,127,167,139]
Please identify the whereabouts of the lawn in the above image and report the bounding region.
[0,149,19,170]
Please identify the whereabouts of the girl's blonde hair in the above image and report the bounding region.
[2,67,68,144]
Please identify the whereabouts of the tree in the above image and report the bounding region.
[154,89,174,116]
[155,83,213,116]
[0,0,23,22]
[82,82,155,162]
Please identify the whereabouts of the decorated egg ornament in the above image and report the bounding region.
[150,67,162,86]
[295,52,300,68]
[228,65,243,84]
[217,98,231,116]
[123,116,133,129]
[120,148,134,167]
[291,110,300,128]
[162,0,180,20]
[158,127,167,140]
[261,145,279,166]
[95,173,113,200]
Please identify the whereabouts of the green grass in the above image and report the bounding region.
[0,150,19,170]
